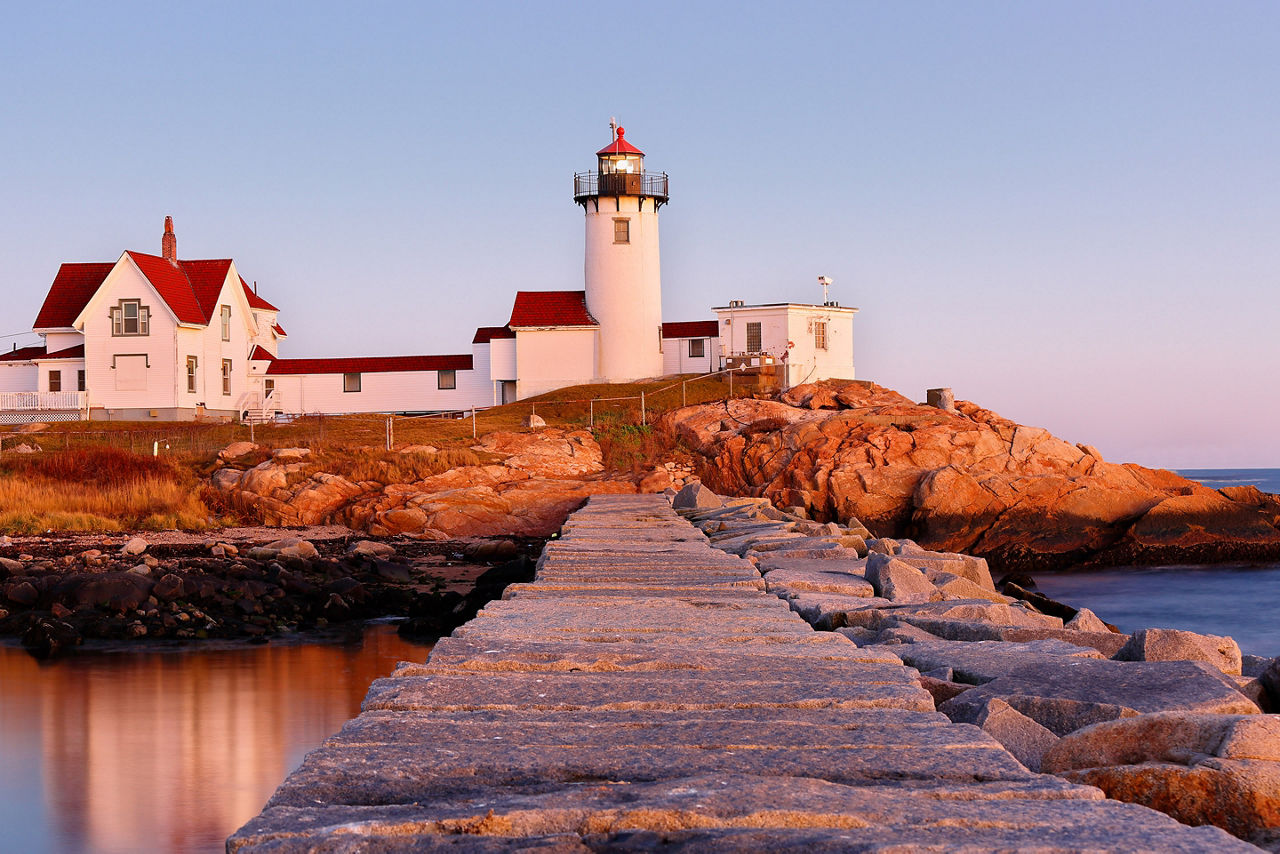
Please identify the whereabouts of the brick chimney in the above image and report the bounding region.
[162,215,177,262]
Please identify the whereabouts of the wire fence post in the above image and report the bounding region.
[385,415,393,451]
[640,391,646,426]
[729,369,734,397]
[682,381,687,408]
[249,419,255,445]
[589,399,594,428]
[472,407,477,438]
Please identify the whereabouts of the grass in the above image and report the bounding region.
[0,375,757,530]
[0,447,212,533]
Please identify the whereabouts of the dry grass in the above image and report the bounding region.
[0,447,212,533]
[321,446,484,485]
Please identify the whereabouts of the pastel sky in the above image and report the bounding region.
[2,2,1276,468]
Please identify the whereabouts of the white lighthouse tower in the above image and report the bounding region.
[574,123,668,383]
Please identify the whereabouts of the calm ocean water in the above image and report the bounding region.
[1034,467,1280,659]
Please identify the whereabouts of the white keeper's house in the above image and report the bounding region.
[0,126,856,423]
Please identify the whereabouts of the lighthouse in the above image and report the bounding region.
[574,123,668,383]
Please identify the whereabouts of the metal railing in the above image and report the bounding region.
[573,170,669,201]
[0,391,87,411]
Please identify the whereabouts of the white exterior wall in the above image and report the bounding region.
[785,307,855,386]
[43,331,83,353]
[0,362,37,392]
[584,195,662,382]
[36,359,85,392]
[513,328,597,400]
[80,258,181,412]
[661,336,718,376]
[714,304,857,387]
[470,343,493,405]
[270,368,487,415]
[489,338,516,381]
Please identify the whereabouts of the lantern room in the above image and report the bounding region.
[574,124,668,208]
[597,126,644,174]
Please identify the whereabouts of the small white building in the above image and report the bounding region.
[713,299,858,388]
[661,321,720,376]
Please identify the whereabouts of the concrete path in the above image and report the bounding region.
[228,495,1256,852]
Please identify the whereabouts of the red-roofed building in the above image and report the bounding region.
[661,320,721,375]
[7,218,493,421]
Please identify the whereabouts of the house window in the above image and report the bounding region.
[220,305,232,341]
[110,300,150,336]
[688,338,705,358]
[77,370,85,392]
[746,322,762,353]
[613,218,630,244]
[814,321,828,350]
[186,356,198,393]
[438,369,456,390]
[221,359,232,395]
[264,378,275,398]
[343,372,361,393]
[48,370,61,392]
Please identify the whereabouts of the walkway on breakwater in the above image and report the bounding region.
[229,495,1255,852]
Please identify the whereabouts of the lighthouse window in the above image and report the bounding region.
[613,218,630,244]
[688,338,705,359]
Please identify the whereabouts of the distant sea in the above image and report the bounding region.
[1032,467,1280,658]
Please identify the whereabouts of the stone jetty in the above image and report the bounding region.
[229,494,1259,852]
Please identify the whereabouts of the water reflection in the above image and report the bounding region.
[0,624,432,854]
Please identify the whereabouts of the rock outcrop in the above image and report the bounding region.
[659,379,1280,569]
[212,430,638,539]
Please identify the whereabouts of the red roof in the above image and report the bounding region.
[266,354,473,375]
[33,263,114,329]
[272,322,287,337]
[248,345,275,361]
[596,126,644,157]
[0,345,49,362]
[662,320,720,339]
[508,291,598,328]
[241,277,280,311]
[472,325,516,344]
[34,254,278,331]
[40,344,85,360]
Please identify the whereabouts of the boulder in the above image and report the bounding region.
[974,697,1059,772]
[120,537,148,557]
[6,580,39,606]
[864,554,938,603]
[673,482,722,511]
[348,540,396,558]
[218,441,259,463]
[522,413,547,429]
[1044,713,1280,844]
[894,638,1104,686]
[939,658,1260,737]
[272,447,312,462]
[1259,658,1280,709]
[262,538,320,561]
[1064,607,1111,633]
[1113,627,1243,676]
[0,557,23,573]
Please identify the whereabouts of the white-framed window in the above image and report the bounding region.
[48,370,61,392]
[186,356,198,393]
[688,338,705,359]
[343,372,361,393]
[746,322,762,353]
[814,321,828,350]
[110,300,150,336]
[77,370,85,392]
[221,359,232,395]
[220,305,232,341]
[438,369,456,390]
[613,218,630,244]
[264,378,275,398]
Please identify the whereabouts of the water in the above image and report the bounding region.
[0,623,432,854]
[1175,466,1280,495]
[1034,564,1280,658]
[1031,467,1280,659]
